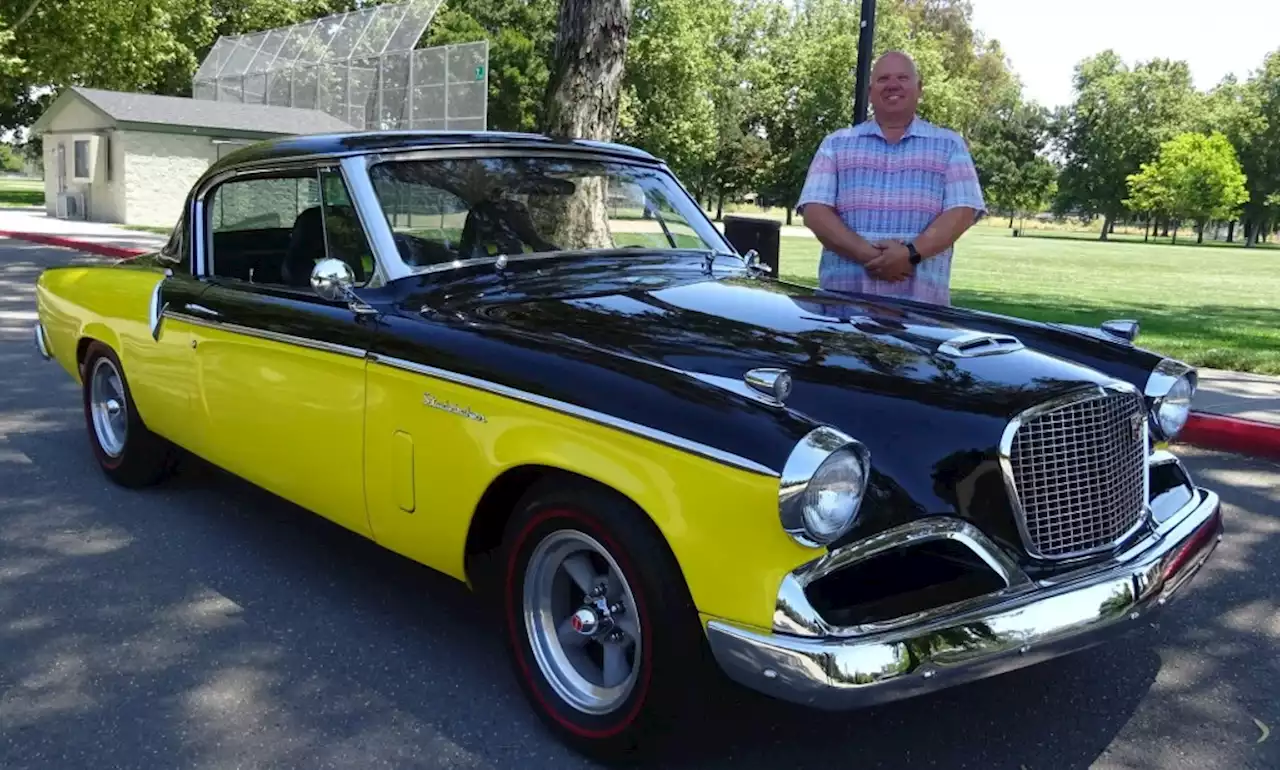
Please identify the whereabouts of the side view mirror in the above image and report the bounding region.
[311,258,356,301]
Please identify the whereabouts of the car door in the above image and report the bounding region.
[183,164,380,538]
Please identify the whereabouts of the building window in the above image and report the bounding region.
[73,139,90,179]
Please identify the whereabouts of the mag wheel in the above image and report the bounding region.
[81,342,175,488]
[501,479,712,763]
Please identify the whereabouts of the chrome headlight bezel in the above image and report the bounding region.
[779,427,871,547]
[1144,358,1197,441]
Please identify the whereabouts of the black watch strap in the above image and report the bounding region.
[905,242,921,265]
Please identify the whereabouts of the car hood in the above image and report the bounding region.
[460,273,1117,429]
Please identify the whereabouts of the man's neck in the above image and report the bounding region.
[875,114,915,142]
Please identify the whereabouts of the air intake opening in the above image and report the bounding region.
[805,540,1007,628]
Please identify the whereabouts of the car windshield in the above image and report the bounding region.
[368,156,730,271]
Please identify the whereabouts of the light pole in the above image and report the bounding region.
[852,0,877,124]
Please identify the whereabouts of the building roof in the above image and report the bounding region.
[31,86,355,139]
[206,129,661,175]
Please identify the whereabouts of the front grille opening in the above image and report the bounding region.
[805,540,1007,628]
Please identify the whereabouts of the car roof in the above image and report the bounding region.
[209,130,661,175]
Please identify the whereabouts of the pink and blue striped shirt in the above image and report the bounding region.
[797,117,986,305]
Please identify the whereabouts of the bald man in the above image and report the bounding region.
[797,51,986,305]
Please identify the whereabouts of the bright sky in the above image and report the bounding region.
[968,0,1280,109]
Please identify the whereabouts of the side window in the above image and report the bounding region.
[206,168,375,288]
[370,167,468,267]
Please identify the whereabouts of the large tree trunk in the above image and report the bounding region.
[543,0,631,141]
[1227,220,1235,243]
[541,0,632,250]
[1008,213,1015,228]
[786,207,793,226]
[715,191,724,222]
[1245,219,1257,247]
[1197,221,1205,244]
[1099,212,1113,241]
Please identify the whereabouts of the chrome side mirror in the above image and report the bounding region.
[311,258,356,301]
[1101,319,1140,343]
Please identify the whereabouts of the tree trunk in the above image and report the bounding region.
[1227,221,1235,242]
[1099,213,1113,241]
[543,0,632,142]
[1172,224,1178,245]
[1245,219,1257,246]
[1197,221,1204,244]
[1008,213,1015,228]
[1161,221,1170,237]
[786,207,793,226]
[541,0,632,250]
[715,191,724,221]
[1109,219,1117,234]
[1144,217,1150,242]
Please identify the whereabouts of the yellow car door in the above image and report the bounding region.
[178,165,379,538]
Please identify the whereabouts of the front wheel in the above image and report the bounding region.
[500,480,711,762]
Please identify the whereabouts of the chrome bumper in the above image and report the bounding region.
[34,322,51,361]
[706,487,1223,710]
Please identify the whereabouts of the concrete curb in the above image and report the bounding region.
[0,230,149,259]
[1179,412,1280,461]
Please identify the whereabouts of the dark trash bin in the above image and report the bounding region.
[723,215,782,275]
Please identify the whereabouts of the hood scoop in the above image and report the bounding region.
[938,331,1025,358]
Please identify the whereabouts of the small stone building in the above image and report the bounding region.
[30,87,354,228]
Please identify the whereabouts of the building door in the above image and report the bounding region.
[56,143,66,193]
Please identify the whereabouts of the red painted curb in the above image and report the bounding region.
[0,230,148,259]
[1179,412,1280,461]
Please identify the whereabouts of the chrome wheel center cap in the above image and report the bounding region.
[570,607,599,636]
[105,399,122,418]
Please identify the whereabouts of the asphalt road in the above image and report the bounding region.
[1,237,1278,770]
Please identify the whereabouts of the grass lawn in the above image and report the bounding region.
[0,176,43,207]
[777,224,1280,375]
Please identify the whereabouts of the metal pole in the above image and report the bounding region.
[853,0,877,124]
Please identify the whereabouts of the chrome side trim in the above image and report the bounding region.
[149,280,167,341]
[773,517,1032,638]
[710,488,1222,711]
[998,382,1151,561]
[1145,358,1197,398]
[163,311,367,359]
[368,353,779,478]
[34,322,52,360]
[744,368,793,404]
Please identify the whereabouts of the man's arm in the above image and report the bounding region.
[803,203,884,265]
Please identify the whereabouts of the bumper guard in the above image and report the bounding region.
[706,487,1223,709]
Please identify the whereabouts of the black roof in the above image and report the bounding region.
[209,130,661,174]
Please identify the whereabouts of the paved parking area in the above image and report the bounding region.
[2,238,1278,769]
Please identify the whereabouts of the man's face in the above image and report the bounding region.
[869,55,920,120]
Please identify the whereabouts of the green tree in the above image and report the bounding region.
[969,100,1057,225]
[422,0,556,132]
[617,0,732,187]
[1053,51,1197,239]
[1126,131,1249,244]
[1235,50,1280,247]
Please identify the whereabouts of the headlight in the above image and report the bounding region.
[1155,374,1194,439]
[1145,359,1197,441]
[780,428,870,547]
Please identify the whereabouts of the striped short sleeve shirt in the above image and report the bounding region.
[797,117,986,305]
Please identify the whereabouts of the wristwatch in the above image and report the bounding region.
[903,241,922,265]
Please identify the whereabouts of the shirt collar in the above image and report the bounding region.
[854,115,928,140]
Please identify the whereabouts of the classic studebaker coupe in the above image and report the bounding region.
[34,131,1222,761]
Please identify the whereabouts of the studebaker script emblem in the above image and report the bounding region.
[423,393,487,423]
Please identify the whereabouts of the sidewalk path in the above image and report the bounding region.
[0,207,167,258]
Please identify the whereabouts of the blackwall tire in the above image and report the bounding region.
[500,478,712,763]
[81,342,175,489]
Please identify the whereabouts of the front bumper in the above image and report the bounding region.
[34,322,51,361]
[706,487,1223,710]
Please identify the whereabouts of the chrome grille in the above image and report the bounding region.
[1007,389,1148,559]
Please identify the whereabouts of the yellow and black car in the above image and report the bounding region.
[33,131,1223,762]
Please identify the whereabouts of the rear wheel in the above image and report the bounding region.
[81,342,175,488]
[500,479,711,763]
